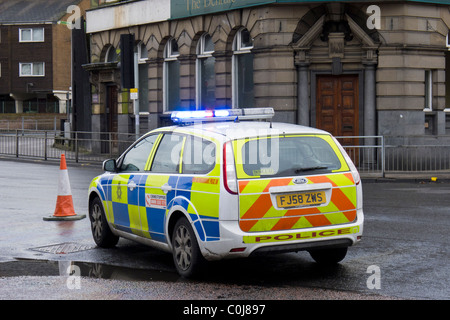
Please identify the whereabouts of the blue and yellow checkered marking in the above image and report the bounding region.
[172,176,221,242]
[94,173,221,244]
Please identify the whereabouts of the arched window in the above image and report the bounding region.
[196,33,215,109]
[163,38,181,111]
[105,45,119,63]
[233,28,254,108]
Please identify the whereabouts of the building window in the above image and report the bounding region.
[138,42,148,63]
[163,38,181,111]
[424,70,433,111]
[105,45,119,63]
[233,28,254,108]
[19,28,44,42]
[196,33,215,109]
[19,62,45,77]
[138,42,148,113]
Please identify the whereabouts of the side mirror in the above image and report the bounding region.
[102,159,117,172]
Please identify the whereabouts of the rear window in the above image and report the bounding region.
[237,135,344,178]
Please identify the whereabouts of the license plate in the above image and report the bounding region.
[276,191,326,208]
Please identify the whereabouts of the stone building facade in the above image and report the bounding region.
[84,0,450,141]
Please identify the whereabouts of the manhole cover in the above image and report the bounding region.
[31,243,96,254]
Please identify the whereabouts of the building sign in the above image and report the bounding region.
[171,0,275,19]
[171,0,450,19]
[130,88,138,100]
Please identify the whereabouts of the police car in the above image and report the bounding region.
[88,108,363,277]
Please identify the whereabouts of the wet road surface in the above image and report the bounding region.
[0,158,449,301]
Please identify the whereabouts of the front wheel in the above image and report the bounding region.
[171,217,205,278]
[308,247,348,264]
[89,197,119,248]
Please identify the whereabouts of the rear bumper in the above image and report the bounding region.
[249,238,352,256]
[199,208,363,261]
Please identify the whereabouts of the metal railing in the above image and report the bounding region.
[337,135,450,177]
[336,136,384,177]
[0,117,62,131]
[0,130,136,164]
[1,130,450,177]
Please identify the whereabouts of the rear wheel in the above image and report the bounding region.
[89,197,119,248]
[171,217,205,278]
[308,247,348,264]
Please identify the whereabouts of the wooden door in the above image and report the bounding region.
[105,85,119,153]
[316,75,359,161]
[106,85,118,134]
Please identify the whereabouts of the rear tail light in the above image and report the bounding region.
[348,158,361,186]
[223,142,238,195]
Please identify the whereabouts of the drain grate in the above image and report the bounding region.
[31,242,96,254]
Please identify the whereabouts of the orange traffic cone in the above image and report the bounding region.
[43,154,86,221]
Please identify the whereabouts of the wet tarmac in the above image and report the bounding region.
[1,158,449,301]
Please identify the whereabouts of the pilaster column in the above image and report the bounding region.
[363,62,377,139]
[295,50,310,126]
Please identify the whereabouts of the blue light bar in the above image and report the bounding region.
[171,108,274,124]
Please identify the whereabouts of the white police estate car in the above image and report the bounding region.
[88,108,363,277]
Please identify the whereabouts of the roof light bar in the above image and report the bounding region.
[171,108,274,124]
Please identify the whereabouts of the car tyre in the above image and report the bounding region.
[308,247,348,264]
[171,217,205,278]
[89,197,119,248]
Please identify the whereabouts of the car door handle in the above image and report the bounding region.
[128,181,137,191]
[161,183,172,194]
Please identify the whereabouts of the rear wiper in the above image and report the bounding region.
[294,166,328,173]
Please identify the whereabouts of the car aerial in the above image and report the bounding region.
[88,108,364,277]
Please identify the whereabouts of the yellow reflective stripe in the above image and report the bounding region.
[144,134,163,171]
[247,218,279,233]
[324,211,353,225]
[89,177,99,190]
[243,210,356,233]
[189,176,221,218]
[105,200,114,223]
[318,135,350,172]
[243,226,360,244]
[128,204,142,235]
[191,177,220,193]
[139,206,151,239]
[179,136,187,174]
[233,139,254,179]
[326,173,354,186]
[190,192,220,219]
[291,216,314,229]
[318,200,339,214]
[339,185,357,207]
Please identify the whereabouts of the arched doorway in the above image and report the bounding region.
[292,4,380,143]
